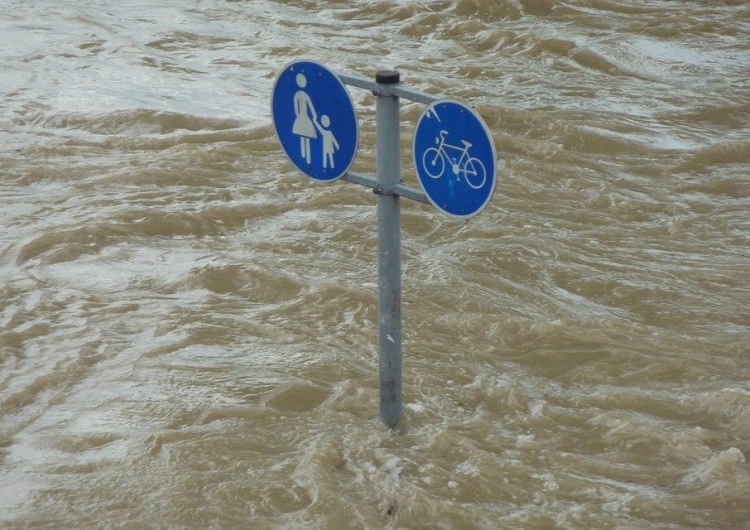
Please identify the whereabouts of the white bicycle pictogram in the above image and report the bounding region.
[422,129,487,189]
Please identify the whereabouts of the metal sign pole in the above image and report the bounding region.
[374,70,402,429]
[272,62,497,430]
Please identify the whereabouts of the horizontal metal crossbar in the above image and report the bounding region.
[337,72,432,206]
[337,72,439,105]
[343,171,430,205]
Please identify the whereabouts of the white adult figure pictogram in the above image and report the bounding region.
[292,73,318,164]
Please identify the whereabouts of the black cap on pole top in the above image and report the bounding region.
[376,70,400,85]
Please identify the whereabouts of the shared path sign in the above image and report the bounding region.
[271,60,358,182]
[271,60,499,428]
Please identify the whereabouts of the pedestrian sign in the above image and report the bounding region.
[413,99,496,218]
[271,60,359,182]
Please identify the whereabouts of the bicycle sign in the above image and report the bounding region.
[422,129,487,189]
[413,99,496,218]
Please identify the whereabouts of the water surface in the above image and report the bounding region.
[1,0,749,528]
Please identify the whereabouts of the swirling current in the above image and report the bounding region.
[1,1,749,528]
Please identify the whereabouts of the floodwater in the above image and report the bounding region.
[1,0,749,528]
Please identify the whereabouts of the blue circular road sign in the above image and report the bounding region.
[271,60,358,182]
[413,99,497,218]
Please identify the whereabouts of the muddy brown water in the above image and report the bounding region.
[1,1,749,528]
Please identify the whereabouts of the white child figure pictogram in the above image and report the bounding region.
[315,115,339,169]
